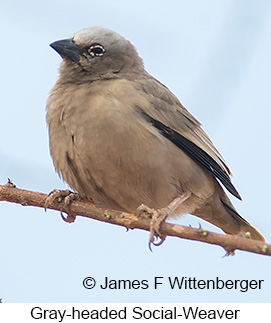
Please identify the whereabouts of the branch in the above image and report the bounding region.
[0,181,270,256]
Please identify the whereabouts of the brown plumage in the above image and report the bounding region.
[46,26,264,243]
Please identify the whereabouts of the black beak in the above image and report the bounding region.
[50,39,82,63]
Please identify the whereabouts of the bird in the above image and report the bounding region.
[46,26,265,245]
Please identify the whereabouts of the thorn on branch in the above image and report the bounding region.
[5,178,16,188]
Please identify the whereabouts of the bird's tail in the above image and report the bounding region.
[193,185,265,242]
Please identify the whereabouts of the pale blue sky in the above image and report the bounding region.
[0,0,270,302]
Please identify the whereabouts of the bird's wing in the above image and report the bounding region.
[136,76,241,200]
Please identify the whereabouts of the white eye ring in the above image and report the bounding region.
[88,44,105,57]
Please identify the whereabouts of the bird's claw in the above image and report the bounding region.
[44,189,79,223]
[60,211,76,223]
[222,248,235,257]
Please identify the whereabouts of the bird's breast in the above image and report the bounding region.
[46,80,215,214]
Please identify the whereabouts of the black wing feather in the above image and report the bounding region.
[141,110,242,200]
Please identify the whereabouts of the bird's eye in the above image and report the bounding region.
[88,44,105,57]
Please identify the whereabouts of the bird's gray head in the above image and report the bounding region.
[50,26,144,83]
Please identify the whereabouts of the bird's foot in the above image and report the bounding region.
[44,189,80,223]
[136,193,191,249]
[136,204,167,249]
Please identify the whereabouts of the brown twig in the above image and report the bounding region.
[0,180,270,256]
